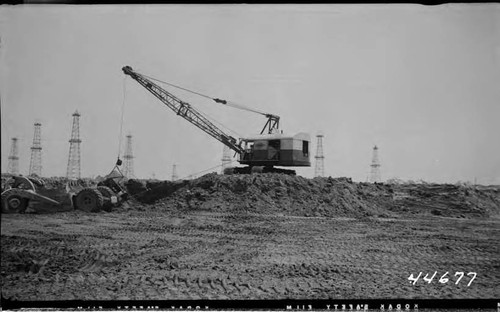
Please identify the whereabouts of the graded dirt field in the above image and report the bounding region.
[2,208,499,300]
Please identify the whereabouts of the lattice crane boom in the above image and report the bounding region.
[122,66,244,155]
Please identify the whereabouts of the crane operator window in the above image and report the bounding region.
[243,142,255,161]
[303,141,309,157]
[246,142,254,151]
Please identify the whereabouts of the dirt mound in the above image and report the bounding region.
[125,179,190,204]
[390,183,500,218]
[124,179,149,196]
[127,173,500,219]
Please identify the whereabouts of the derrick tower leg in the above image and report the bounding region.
[314,133,324,177]
[29,122,42,177]
[66,111,82,179]
[7,137,20,175]
[123,134,135,179]
[369,145,381,183]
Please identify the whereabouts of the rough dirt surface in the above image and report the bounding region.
[2,174,500,300]
[131,174,500,219]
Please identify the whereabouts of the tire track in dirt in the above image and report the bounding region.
[3,211,499,300]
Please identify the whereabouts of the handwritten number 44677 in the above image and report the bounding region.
[408,272,477,286]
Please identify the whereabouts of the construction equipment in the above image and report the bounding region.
[1,171,128,214]
[1,176,64,213]
[122,66,311,174]
[73,176,128,213]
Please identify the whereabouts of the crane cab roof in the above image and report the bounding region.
[241,132,311,142]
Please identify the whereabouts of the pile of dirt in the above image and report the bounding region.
[125,179,190,204]
[124,179,148,196]
[127,173,500,219]
[389,183,500,218]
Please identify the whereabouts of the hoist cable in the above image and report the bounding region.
[117,77,127,160]
[142,73,213,101]
[141,73,274,117]
[140,73,243,138]
[192,104,243,138]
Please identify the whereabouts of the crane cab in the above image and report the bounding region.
[238,132,311,167]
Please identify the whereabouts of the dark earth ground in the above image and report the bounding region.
[2,209,499,300]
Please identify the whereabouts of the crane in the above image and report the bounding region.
[122,66,311,174]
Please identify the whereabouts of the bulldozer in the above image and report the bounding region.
[1,171,128,214]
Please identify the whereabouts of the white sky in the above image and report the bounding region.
[1,4,499,184]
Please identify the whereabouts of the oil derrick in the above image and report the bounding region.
[370,145,381,183]
[7,137,20,175]
[314,133,324,177]
[123,134,135,179]
[172,164,178,181]
[66,111,81,179]
[221,145,232,174]
[29,122,42,177]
